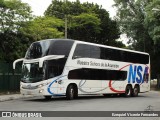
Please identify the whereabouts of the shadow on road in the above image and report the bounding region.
[23,94,146,102]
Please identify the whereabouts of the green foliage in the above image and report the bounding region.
[114,0,160,78]
[0,32,32,61]
[45,0,123,47]
[145,0,160,45]
[144,0,160,77]
[0,0,33,61]
[69,13,101,42]
[21,16,64,41]
[0,0,32,33]
[0,0,64,61]
[113,0,153,52]
[45,0,99,18]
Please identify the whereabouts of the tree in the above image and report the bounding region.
[45,0,123,47]
[145,0,160,47]
[69,13,101,42]
[145,0,160,78]
[113,0,160,78]
[0,31,33,61]
[21,16,64,41]
[0,0,32,33]
[113,0,153,53]
[0,0,33,61]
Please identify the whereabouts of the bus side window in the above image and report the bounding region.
[105,48,112,60]
[46,58,66,79]
[100,48,106,59]
[48,40,74,56]
[73,44,90,59]
[90,46,100,59]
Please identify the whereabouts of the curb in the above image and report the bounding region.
[0,94,35,102]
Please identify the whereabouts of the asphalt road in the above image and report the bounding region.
[0,91,160,120]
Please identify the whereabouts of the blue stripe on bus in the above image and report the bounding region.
[47,75,67,95]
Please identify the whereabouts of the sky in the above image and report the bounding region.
[21,0,116,18]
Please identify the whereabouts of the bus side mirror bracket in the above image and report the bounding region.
[39,55,65,68]
[13,58,24,69]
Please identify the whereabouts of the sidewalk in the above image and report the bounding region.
[0,94,34,102]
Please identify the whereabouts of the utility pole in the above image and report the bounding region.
[65,15,67,39]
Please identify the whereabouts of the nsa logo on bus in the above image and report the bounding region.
[128,65,149,84]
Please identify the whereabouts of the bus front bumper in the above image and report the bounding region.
[20,88,45,96]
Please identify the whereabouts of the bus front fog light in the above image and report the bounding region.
[39,89,43,93]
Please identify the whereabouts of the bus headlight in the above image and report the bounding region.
[37,82,51,88]
[37,84,42,88]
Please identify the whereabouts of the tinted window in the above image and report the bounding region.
[48,40,74,56]
[68,68,127,81]
[25,41,50,59]
[103,48,120,61]
[25,40,74,59]
[73,44,90,59]
[72,43,149,64]
[100,47,106,59]
[102,48,149,64]
[122,51,149,64]
[46,58,67,79]
[73,44,100,59]
[90,46,100,59]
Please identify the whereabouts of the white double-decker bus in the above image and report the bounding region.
[13,39,150,100]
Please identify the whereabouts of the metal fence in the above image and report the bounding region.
[0,62,21,92]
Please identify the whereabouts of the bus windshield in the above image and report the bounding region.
[21,58,67,83]
[21,63,45,83]
[25,40,74,59]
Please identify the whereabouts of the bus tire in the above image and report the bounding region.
[74,86,78,99]
[124,85,132,97]
[44,96,52,100]
[132,85,139,97]
[66,85,75,100]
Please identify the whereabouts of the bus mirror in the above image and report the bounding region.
[39,55,65,68]
[13,58,24,69]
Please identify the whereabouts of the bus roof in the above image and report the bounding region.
[35,39,149,55]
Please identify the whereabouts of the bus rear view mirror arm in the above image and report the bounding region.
[13,58,25,69]
[39,55,65,68]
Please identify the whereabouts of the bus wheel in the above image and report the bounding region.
[124,85,132,97]
[44,96,52,100]
[66,85,75,100]
[132,85,139,97]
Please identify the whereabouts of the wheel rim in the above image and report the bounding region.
[126,88,130,95]
[70,88,74,99]
[126,87,131,96]
[134,87,138,95]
